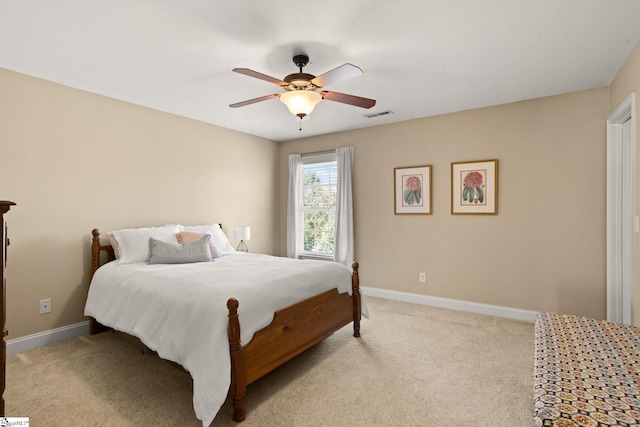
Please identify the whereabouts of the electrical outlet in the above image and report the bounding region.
[40,298,51,314]
[419,272,426,283]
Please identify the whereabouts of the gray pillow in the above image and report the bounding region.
[148,235,212,264]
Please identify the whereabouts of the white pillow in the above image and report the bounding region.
[180,223,236,254]
[106,231,121,259]
[112,225,181,264]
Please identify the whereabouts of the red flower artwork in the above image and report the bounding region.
[463,171,483,189]
[462,171,485,204]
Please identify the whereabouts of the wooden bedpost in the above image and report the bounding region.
[88,228,111,335]
[91,228,101,280]
[227,298,246,422]
[351,262,361,338]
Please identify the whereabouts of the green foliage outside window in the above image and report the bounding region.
[302,162,337,255]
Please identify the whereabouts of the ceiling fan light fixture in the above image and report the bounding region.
[280,90,322,118]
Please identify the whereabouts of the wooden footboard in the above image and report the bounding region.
[227,263,361,421]
[88,228,362,423]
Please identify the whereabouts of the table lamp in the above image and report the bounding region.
[234,226,250,252]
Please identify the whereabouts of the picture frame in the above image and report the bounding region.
[451,159,498,215]
[394,165,432,215]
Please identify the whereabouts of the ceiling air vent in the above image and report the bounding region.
[364,110,393,119]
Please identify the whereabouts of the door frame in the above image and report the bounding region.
[607,92,636,324]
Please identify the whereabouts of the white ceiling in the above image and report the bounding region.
[1,1,640,142]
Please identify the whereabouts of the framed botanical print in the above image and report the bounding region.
[394,165,432,214]
[451,159,498,215]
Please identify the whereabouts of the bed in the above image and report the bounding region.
[85,225,364,426]
[534,312,640,427]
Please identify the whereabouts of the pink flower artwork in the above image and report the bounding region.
[403,175,423,206]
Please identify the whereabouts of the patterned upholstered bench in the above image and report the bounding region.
[534,312,640,426]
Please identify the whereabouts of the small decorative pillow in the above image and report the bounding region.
[148,235,212,264]
[181,224,235,254]
[176,231,221,259]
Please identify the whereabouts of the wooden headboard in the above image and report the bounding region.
[88,228,115,334]
[90,228,115,281]
[90,225,224,281]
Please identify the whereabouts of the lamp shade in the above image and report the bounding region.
[280,90,322,118]
[234,226,250,241]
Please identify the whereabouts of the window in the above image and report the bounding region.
[288,147,353,265]
[299,153,337,257]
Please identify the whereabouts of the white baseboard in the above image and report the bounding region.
[362,286,538,323]
[7,321,90,356]
[5,289,536,356]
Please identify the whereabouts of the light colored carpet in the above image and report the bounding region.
[5,297,535,426]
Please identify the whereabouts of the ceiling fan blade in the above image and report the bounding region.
[311,64,363,88]
[232,68,288,87]
[229,94,280,108]
[321,91,376,109]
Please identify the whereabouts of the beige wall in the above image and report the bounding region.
[0,68,280,339]
[280,87,609,319]
[4,42,632,339]
[609,42,640,326]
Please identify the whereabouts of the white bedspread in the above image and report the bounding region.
[84,253,366,427]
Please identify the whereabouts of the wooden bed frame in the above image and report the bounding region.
[88,228,362,422]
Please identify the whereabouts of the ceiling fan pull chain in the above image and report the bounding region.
[298,117,302,131]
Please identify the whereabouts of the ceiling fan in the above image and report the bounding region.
[229,54,376,121]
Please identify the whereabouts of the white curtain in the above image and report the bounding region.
[287,154,302,259]
[334,146,354,267]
